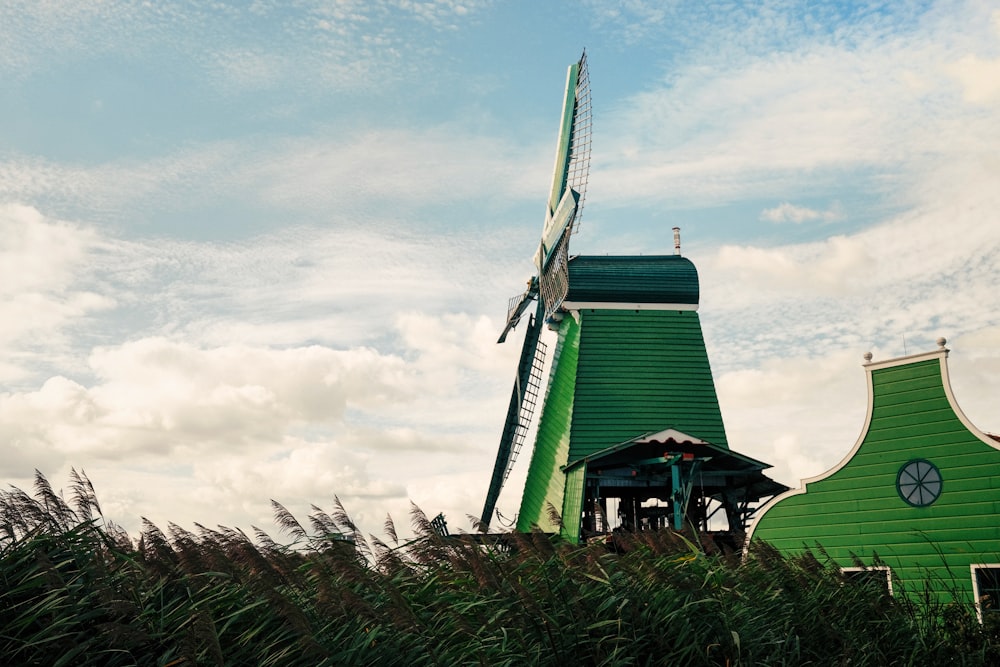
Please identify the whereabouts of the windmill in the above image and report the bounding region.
[480,53,785,543]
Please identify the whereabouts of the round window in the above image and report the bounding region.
[896,459,942,507]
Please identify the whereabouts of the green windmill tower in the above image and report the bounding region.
[480,53,786,543]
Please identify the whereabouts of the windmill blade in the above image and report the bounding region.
[563,50,591,237]
[539,228,571,319]
[534,187,579,273]
[498,277,539,344]
[480,301,548,529]
[536,50,592,275]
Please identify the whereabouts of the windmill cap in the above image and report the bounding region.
[565,255,699,305]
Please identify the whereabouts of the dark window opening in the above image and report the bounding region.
[974,567,1000,620]
[841,567,892,595]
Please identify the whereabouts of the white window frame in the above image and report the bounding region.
[840,565,894,596]
[971,564,1000,623]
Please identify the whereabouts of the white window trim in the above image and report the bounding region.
[971,564,1000,623]
[841,565,894,596]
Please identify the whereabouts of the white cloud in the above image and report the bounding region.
[946,54,1000,104]
[596,0,1000,208]
[187,440,409,527]
[760,201,842,224]
[945,326,1000,435]
[584,0,669,44]
[709,234,873,299]
[0,205,115,380]
[0,147,242,225]
[245,128,546,214]
[0,204,91,295]
[0,204,526,536]
[717,348,868,488]
[700,149,1000,348]
[0,339,412,462]
[0,326,509,535]
[0,0,489,92]
[396,312,516,377]
[0,206,526,537]
[0,125,546,230]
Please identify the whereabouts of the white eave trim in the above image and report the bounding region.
[939,355,1000,453]
[862,347,999,452]
[863,348,947,371]
[561,301,698,312]
[745,354,879,553]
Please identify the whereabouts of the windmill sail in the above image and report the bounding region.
[538,231,571,318]
[536,51,592,318]
[480,51,591,529]
[562,51,591,236]
[480,303,547,527]
[497,277,539,344]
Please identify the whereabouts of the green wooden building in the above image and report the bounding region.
[512,254,786,543]
[480,53,785,542]
[747,341,1000,617]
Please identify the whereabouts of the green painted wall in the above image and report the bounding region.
[517,316,580,533]
[569,308,728,460]
[516,307,731,538]
[749,353,1000,606]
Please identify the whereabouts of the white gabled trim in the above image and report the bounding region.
[863,348,947,371]
[561,301,699,312]
[938,355,1000,453]
[744,355,878,554]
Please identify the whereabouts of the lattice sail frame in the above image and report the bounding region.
[480,308,548,527]
[539,232,570,318]
[564,51,592,239]
[481,52,593,528]
[504,338,547,483]
[539,51,592,318]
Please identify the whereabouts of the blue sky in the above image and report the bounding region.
[2,0,999,539]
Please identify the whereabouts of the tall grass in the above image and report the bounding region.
[1,471,998,665]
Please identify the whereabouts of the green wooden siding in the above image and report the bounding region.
[568,308,729,461]
[517,308,730,536]
[750,354,1000,606]
[515,256,731,539]
[517,316,580,533]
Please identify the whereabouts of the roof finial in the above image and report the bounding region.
[673,227,681,256]
[937,337,947,349]
[863,351,873,363]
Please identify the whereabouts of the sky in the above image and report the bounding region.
[2,0,1000,542]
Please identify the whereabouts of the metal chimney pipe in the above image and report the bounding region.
[673,227,681,255]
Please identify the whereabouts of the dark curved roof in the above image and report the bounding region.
[565,255,700,305]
